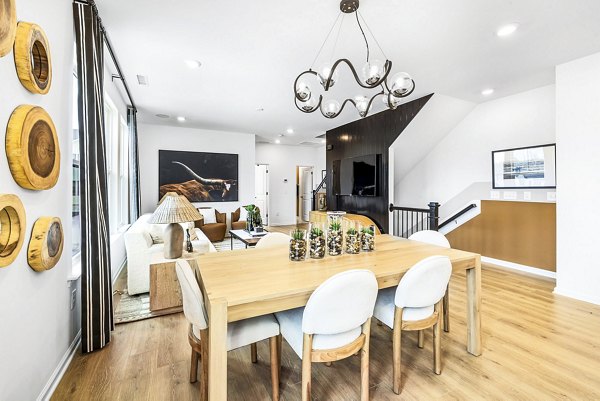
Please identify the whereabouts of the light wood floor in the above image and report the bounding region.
[54,241,600,400]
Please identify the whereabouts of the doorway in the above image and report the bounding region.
[255,164,269,226]
[297,166,314,222]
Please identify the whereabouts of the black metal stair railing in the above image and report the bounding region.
[389,202,439,238]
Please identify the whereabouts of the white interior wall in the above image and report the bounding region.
[255,143,325,226]
[395,85,557,218]
[0,1,80,400]
[555,52,600,305]
[137,124,256,221]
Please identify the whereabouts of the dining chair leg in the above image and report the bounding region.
[199,329,209,401]
[360,318,371,401]
[392,307,403,395]
[433,302,442,375]
[302,334,313,401]
[270,336,280,401]
[276,334,282,376]
[190,350,199,383]
[418,330,424,348]
[443,285,450,333]
[251,342,258,363]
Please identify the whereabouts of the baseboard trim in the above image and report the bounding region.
[553,287,600,306]
[112,259,127,285]
[482,256,556,279]
[37,330,81,401]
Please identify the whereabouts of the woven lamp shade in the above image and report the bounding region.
[149,192,202,224]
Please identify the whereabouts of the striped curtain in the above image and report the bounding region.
[128,106,141,221]
[74,0,114,353]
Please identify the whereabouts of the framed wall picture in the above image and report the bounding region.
[158,150,238,202]
[492,144,556,189]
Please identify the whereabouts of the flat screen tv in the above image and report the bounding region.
[334,154,379,196]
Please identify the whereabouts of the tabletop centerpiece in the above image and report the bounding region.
[289,228,307,261]
[361,225,375,252]
[308,222,326,259]
[345,221,362,254]
[327,212,344,256]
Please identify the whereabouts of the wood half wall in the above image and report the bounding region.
[446,200,556,271]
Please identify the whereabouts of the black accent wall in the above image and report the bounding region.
[325,94,433,233]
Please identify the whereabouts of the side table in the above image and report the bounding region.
[149,251,201,314]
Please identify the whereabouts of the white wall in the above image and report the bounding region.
[138,124,256,218]
[255,143,325,226]
[555,52,600,305]
[0,1,80,400]
[395,85,556,218]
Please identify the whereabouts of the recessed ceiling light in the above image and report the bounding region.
[177,116,186,122]
[481,88,494,96]
[155,113,170,119]
[496,23,519,37]
[286,128,294,134]
[275,139,281,144]
[185,60,202,69]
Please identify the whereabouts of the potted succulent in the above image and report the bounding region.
[361,225,375,252]
[327,220,343,256]
[345,224,361,254]
[309,223,326,259]
[289,228,307,261]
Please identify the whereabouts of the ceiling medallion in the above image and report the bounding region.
[293,0,415,119]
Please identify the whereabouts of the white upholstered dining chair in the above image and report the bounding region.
[408,230,452,335]
[275,269,378,401]
[373,255,452,394]
[175,260,281,401]
[255,232,291,249]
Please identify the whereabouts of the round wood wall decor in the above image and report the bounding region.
[28,216,63,272]
[6,105,60,190]
[0,0,16,57]
[0,194,26,268]
[14,21,52,94]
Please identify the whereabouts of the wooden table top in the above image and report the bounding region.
[196,234,479,314]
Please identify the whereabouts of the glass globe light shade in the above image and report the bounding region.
[389,72,414,97]
[355,96,369,117]
[362,59,385,86]
[383,93,402,109]
[295,81,311,101]
[317,62,339,89]
[322,99,341,118]
[299,95,319,112]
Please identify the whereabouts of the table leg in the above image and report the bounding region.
[208,297,228,400]
[231,236,233,250]
[466,255,482,356]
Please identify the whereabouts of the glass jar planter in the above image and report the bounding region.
[361,225,375,252]
[308,223,326,259]
[345,221,362,254]
[289,229,307,261]
[327,212,345,256]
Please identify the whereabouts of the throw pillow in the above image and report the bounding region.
[149,224,164,244]
[199,208,217,224]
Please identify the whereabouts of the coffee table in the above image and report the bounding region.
[229,229,268,249]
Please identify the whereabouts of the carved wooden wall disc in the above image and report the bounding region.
[0,194,26,268]
[6,105,60,190]
[28,217,63,272]
[14,21,52,94]
[0,0,16,57]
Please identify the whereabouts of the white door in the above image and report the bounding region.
[254,164,269,225]
[300,167,313,222]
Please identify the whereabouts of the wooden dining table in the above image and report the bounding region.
[193,234,482,401]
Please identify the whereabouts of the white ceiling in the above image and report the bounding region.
[97,0,600,145]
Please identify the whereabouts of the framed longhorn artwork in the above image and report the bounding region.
[158,150,239,202]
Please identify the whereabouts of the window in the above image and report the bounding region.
[72,72,81,258]
[104,94,130,233]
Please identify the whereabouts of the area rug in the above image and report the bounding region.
[114,292,154,324]
[213,236,247,252]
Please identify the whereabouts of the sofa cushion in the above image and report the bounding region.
[198,208,216,224]
[149,224,165,244]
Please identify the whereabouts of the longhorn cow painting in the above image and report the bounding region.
[158,150,239,202]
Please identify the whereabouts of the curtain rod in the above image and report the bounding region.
[74,0,137,111]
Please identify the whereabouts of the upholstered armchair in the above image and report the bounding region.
[231,206,262,230]
[195,207,227,242]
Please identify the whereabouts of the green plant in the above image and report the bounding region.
[291,229,305,241]
[346,227,358,236]
[329,222,341,231]
[361,227,374,236]
[244,204,262,227]
[310,227,323,237]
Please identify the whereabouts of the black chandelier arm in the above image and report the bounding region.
[323,58,393,91]
[294,70,319,102]
[363,90,385,115]
[294,93,323,114]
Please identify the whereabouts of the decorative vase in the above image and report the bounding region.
[327,212,344,256]
[309,223,326,259]
[246,214,254,232]
[289,229,307,261]
[345,221,362,254]
[361,225,375,252]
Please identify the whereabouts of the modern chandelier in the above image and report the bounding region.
[293,0,415,119]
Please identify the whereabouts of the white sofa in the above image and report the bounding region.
[124,213,216,295]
